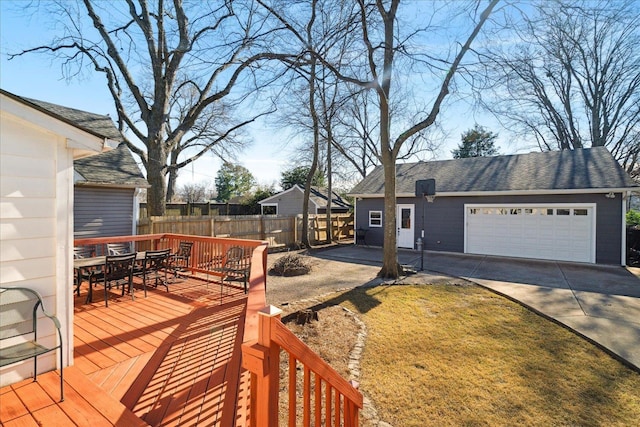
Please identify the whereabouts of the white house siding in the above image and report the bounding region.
[0,108,74,386]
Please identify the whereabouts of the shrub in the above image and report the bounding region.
[627,210,640,227]
[270,254,311,277]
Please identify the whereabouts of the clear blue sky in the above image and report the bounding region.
[0,1,518,191]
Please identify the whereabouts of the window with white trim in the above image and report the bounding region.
[369,210,382,227]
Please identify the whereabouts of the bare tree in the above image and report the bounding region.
[480,0,640,175]
[176,182,210,203]
[261,0,499,277]
[11,0,291,215]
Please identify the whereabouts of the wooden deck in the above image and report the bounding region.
[1,275,251,426]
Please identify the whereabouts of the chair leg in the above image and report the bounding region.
[59,347,64,402]
[104,278,109,307]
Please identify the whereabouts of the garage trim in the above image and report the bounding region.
[464,203,597,263]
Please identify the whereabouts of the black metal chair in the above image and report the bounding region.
[73,246,96,296]
[171,241,193,278]
[215,246,251,299]
[88,253,137,307]
[107,242,131,255]
[0,287,64,401]
[141,249,172,293]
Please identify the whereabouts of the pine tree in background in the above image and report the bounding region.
[452,125,500,158]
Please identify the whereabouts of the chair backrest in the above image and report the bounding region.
[224,246,250,270]
[177,241,193,257]
[0,287,42,340]
[144,249,171,269]
[225,246,244,263]
[74,246,95,259]
[105,253,136,281]
[107,242,131,255]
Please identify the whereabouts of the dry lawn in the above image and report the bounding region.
[285,283,640,427]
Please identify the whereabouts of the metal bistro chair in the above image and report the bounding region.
[88,253,137,307]
[171,241,193,278]
[0,287,64,402]
[140,249,172,293]
[73,246,96,296]
[215,246,251,300]
[107,242,132,255]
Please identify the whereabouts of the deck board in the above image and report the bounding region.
[1,276,250,426]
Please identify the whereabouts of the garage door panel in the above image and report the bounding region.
[466,205,594,263]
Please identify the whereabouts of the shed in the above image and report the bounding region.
[350,147,638,265]
[259,185,351,215]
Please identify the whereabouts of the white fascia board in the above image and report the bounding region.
[1,94,107,156]
[1,93,118,161]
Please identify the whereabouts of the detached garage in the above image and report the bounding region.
[350,147,638,265]
[465,204,595,263]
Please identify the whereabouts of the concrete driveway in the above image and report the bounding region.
[310,245,640,371]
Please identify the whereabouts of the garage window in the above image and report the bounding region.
[574,209,588,216]
[557,209,570,216]
[369,210,382,227]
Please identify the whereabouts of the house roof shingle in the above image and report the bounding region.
[1,89,146,188]
[350,147,638,196]
[74,143,148,187]
[1,89,123,141]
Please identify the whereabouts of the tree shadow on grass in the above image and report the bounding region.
[281,279,389,323]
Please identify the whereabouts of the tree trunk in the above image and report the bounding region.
[166,150,180,202]
[378,151,399,278]
[146,142,168,216]
[326,124,333,243]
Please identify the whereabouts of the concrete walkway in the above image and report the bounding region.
[312,245,640,371]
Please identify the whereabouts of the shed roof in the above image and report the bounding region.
[350,147,638,196]
[260,185,352,209]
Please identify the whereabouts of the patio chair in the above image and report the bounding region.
[171,241,193,278]
[88,253,136,307]
[139,248,172,293]
[0,286,64,402]
[73,246,96,296]
[215,246,251,299]
[107,242,132,255]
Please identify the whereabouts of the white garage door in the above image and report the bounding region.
[465,204,596,263]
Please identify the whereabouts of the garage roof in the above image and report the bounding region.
[350,147,638,196]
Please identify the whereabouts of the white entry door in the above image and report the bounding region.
[396,204,415,248]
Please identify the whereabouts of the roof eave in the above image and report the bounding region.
[351,187,639,198]
[75,181,150,189]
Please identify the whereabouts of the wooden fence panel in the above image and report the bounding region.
[137,213,353,248]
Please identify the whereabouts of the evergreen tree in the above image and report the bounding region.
[452,125,499,158]
[214,163,256,202]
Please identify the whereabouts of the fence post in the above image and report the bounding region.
[257,305,282,426]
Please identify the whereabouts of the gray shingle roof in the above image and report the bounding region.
[309,187,352,209]
[1,89,122,140]
[74,143,148,187]
[350,147,638,195]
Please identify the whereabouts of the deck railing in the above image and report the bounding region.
[73,233,362,425]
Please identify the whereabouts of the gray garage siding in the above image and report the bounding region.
[355,193,623,265]
[74,187,135,239]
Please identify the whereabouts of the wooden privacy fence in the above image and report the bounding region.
[137,214,354,248]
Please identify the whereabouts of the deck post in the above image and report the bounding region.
[255,305,282,426]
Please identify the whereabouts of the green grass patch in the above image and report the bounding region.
[338,284,640,426]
